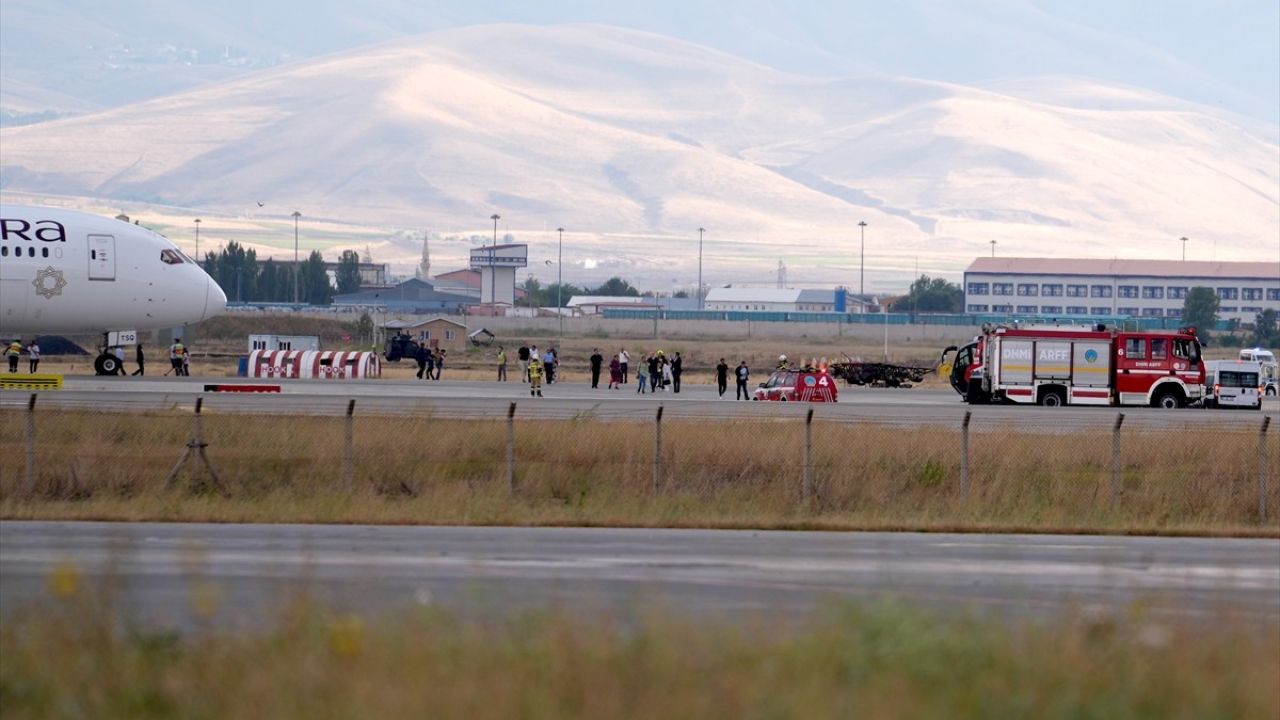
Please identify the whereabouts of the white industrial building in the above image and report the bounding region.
[962,258,1280,323]
[704,288,874,313]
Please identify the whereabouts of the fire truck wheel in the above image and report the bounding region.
[1038,388,1067,407]
[1153,389,1184,409]
[965,380,989,405]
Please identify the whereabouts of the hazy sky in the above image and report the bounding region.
[3,0,1278,124]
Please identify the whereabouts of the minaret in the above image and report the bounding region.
[418,230,431,280]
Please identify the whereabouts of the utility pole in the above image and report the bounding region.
[490,214,500,308]
[858,221,867,298]
[291,211,301,304]
[1180,236,1188,261]
[557,227,564,340]
[989,239,997,258]
[697,227,706,311]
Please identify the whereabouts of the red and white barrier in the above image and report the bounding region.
[248,350,381,380]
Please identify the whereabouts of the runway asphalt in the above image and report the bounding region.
[1,376,1275,429]
[2,522,1276,629]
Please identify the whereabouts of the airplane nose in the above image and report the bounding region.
[204,275,228,320]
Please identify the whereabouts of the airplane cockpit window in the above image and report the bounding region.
[160,249,185,265]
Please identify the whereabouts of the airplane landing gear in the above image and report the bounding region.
[94,353,121,376]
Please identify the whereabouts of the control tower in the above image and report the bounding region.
[469,243,528,306]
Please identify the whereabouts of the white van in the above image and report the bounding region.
[1204,360,1262,409]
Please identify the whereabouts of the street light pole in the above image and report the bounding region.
[557,227,564,340]
[989,239,997,258]
[1180,236,1188,261]
[697,227,705,311]
[490,214,500,308]
[194,218,201,266]
[291,211,301,304]
[857,221,867,299]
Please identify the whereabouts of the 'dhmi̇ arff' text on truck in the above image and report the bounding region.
[942,324,1205,408]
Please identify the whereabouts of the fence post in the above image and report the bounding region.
[24,394,37,494]
[1259,416,1272,523]
[959,411,971,498]
[506,402,517,494]
[343,399,355,492]
[802,408,815,503]
[1111,413,1125,504]
[653,405,664,492]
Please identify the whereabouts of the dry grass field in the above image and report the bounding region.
[2,407,1275,535]
[3,582,1276,720]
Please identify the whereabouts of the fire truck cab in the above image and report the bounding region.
[947,324,1204,408]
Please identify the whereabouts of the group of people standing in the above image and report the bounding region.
[504,343,559,397]
[490,342,756,400]
[4,339,39,374]
[632,350,683,394]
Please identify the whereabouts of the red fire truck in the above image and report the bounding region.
[943,324,1205,408]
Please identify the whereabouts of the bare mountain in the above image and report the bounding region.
[0,24,1276,288]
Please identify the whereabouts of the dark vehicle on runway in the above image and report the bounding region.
[383,333,422,362]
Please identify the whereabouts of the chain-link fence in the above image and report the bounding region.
[1,395,1275,529]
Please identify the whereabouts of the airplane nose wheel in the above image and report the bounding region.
[95,353,121,376]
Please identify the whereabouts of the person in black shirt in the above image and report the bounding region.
[671,352,683,393]
[415,344,428,379]
[518,343,530,382]
[132,344,145,376]
[589,348,604,389]
[715,358,729,398]
[735,361,750,400]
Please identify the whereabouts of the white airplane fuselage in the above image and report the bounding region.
[0,204,227,337]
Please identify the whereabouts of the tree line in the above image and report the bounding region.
[517,276,643,308]
[201,243,362,305]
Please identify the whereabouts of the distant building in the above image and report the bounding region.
[703,288,875,313]
[469,243,528,306]
[566,296,654,316]
[332,278,475,314]
[432,268,527,301]
[382,317,468,351]
[248,334,320,352]
[962,258,1280,323]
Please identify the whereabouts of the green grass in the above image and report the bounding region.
[1,408,1276,535]
[2,580,1276,720]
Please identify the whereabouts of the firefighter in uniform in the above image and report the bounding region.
[528,355,544,397]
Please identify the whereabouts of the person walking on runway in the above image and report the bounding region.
[589,348,604,389]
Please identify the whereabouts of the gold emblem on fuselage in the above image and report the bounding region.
[32,266,67,299]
